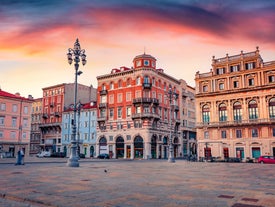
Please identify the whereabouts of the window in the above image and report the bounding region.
[126,78,131,87]
[273,128,275,137]
[109,94,114,104]
[126,92,131,101]
[204,131,209,139]
[117,93,123,103]
[0,131,3,138]
[0,103,6,111]
[117,107,122,118]
[252,128,258,137]
[268,75,275,83]
[144,76,150,84]
[219,83,224,90]
[22,132,27,139]
[233,102,242,121]
[134,120,142,128]
[110,82,114,90]
[100,109,106,118]
[101,95,107,103]
[127,122,131,129]
[136,77,141,85]
[236,129,242,138]
[203,85,208,92]
[23,118,28,127]
[109,136,113,141]
[12,104,18,112]
[126,107,131,117]
[245,62,255,70]
[109,108,114,119]
[136,106,141,114]
[219,103,227,121]
[248,78,254,86]
[118,80,122,88]
[12,117,17,127]
[127,135,131,140]
[221,130,227,139]
[269,98,275,118]
[202,105,210,123]
[233,81,239,88]
[216,68,225,75]
[230,65,240,72]
[0,116,5,125]
[248,100,258,119]
[136,90,141,98]
[24,106,28,114]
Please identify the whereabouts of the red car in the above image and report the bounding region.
[258,156,275,164]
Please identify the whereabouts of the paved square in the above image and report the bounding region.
[0,159,274,207]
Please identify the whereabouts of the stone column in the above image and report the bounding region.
[131,143,134,159]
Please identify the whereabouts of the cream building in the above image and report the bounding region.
[195,47,275,161]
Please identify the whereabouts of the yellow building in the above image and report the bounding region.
[195,47,275,161]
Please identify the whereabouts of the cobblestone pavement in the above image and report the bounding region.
[0,158,275,207]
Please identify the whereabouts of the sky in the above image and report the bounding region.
[1,0,275,98]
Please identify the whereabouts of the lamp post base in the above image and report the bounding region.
[67,157,79,167]
[168,157,175,163]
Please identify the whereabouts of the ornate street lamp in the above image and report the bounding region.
[66,38,86,167]
[167,85,178,163]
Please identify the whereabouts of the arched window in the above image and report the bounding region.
[269,98,275,118]
[248,100,258,119]
[136,77,141,85]
[233,102,242,121]
[202,105,210,123]
[110,82,114,90]
[102,84,106,90]
[144,76,150,84]
[126,78,131,87]
[219,103,227,121]
[118,80,122,88]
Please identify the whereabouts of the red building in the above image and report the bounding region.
[96,54,196,159]
[0,89,33,157]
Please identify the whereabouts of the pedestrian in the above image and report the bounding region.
[20,149,25,165]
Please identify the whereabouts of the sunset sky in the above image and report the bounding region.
[1,0,275,98]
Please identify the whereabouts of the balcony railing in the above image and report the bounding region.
[143,83,152,89]
[100,90,108,95]
[97,116,107,122]
[42,113,48,119]
[54,112,61,117]
[132,113,160,120]
[196,118,275,128]
[99,103,108,108]
[133,98,159,105]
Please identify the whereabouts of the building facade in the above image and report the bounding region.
[40,83,96,154]
[195,47,275,161]
[30,98,42,156]
[62,102,97,158]
[0,89,33,157]
[96,53,196,159]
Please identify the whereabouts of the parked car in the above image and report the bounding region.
[258,156,275,164]
[36,151,51,158]
[97,153,110,159]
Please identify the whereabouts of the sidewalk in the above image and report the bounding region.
[0,159,274,207]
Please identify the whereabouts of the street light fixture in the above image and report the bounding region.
[66,38,86,167]
[167,85,178,163]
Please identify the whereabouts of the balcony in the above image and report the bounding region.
[132,113,160,120]
[100,90,108,95]
[143,83,152,89]
[97,116,107,122]
[42,113,48,119]
[99,103,108,108]
[133,98,155,104]
[196,118,275,128]
[54,112,61,117]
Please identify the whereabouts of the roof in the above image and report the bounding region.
[0,89,33,101]
[133,53,156,60]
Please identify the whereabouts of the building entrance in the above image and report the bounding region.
[116,137,124,158]
[151,136,157,159]
[134,136,143,158]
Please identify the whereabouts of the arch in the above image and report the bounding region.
[151,135,157,159]
[126,78,132,87]
[99,137,107,154]
[269,97,275,118]
[136,76,141,85]
[116,136,124,158]
[219,103,227,121]
[134,136,143,158]
[118,79,123,88]
[248,100,258,119]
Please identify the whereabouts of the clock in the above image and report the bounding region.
[144,60,149,66]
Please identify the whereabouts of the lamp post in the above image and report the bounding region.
[66,38,86,167]
[167,85,178,163]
